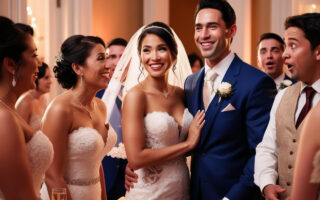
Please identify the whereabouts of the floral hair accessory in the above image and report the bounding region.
[55,51,63,63]
[279,79,293,89]
[216,82,233,103]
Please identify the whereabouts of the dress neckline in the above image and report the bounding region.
[69,127,107,147]
[144,108,189,134]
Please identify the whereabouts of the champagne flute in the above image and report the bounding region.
[51,188,67,200]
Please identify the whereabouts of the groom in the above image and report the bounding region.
[184,0,276,199]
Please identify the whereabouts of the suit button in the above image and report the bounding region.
[293,139,297,143]
[289,151,293,155]
[287,182,291,186]
[288,165,292,169]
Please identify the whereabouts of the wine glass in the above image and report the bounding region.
[51,188,67,200]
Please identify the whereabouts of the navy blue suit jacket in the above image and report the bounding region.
[184,55,276,200]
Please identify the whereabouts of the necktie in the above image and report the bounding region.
[203,70,217,110]
[295,87,316,128]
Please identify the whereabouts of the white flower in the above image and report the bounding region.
[55,51,63,63]
[216,82,233,103]
[107,142,127,159]
[280,79,293,89]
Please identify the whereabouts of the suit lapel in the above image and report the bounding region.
[190,68,205,114]
[199,55,241,146]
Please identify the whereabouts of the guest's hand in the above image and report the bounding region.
[125,163,138,191]
[263,184,286,200]
[187,110,205,150]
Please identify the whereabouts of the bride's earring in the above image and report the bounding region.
[80,74,83,87]
[12,71,16,87]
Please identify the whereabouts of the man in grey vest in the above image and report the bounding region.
[255,13,320,200]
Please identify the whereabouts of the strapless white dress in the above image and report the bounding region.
[29,114,42,130]
[125,108,193,200]
[0,131,53,199]
[41,127,116,200]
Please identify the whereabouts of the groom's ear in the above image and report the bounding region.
[226,24,237,39]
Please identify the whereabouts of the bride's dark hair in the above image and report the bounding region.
[137,22,178,61]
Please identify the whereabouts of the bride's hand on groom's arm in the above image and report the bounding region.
[125,164,138,191]
[186,110,205,150]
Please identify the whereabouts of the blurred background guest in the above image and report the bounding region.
[188,52,203,73]
[16,62,52,130]
[257,32,296,91]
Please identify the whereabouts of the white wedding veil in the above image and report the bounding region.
[101,23,192,123]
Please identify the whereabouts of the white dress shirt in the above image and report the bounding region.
[254,79,320,192]
[274,73,286,90]
[204,52,235,103]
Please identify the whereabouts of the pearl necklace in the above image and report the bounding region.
[71,93,94,120]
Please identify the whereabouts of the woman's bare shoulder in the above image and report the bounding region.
[44,93,73,117]
[125,85,146,102]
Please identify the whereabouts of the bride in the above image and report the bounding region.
[107,22,205,200]
[41,35,116,200]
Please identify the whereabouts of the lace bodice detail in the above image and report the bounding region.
[144,109,192,148]
[29,114,42,130]
[28,131,53,196]
[125,108,193,200]
[0,131,53,199]
[64,127,116,181]
[40,127,116,200]
[311,150,320,183]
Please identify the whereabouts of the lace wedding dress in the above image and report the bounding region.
[125,108,193,200]
[0,131,53,199]
[41,127,116,200]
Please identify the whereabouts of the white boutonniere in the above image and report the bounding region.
[279,79,293,89]
[216,82,233,103]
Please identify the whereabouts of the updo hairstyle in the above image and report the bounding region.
[53,35,105,89]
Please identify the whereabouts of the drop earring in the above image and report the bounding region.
[12,71,16,87]
[80,75,83,87]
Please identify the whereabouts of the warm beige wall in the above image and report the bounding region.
[92,0,143,44]
[251,0,271,67]
[169,0,200,56]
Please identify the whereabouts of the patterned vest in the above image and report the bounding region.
[276,82,305,199]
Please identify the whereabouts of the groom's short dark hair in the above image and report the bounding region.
[194,0,236,29]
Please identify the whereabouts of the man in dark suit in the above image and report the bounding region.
[184,0,276,199]
[97,38,127,200]
[257,32,296,90]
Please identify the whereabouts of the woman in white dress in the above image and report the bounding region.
[16,62,52,130]
[0,17,53,199]
[290,103,320,200]
[41,35,116,200]
[119,22,205,200]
